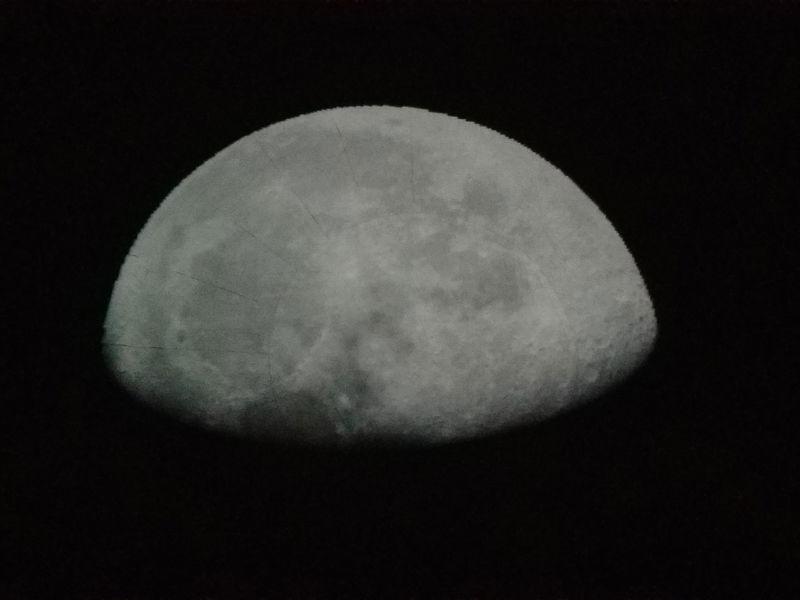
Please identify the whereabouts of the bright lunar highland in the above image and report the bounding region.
[103,106,657,444]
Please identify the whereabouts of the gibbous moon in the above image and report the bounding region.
[103,106,656,444]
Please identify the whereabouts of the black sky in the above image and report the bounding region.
[4,3,799,599]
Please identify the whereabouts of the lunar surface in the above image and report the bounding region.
[103,106,657,444]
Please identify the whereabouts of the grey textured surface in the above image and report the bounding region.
[103,106,657,444]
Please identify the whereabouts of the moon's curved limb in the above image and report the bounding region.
[103,106,657,444]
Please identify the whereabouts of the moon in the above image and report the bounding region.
[103,106,657,445]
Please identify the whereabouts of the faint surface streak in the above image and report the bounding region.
[335,123,360,190]
[253,137,327,236]
[102,342,269,357]
[126,256,264,305]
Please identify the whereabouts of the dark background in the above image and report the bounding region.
[4,3,798,598]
